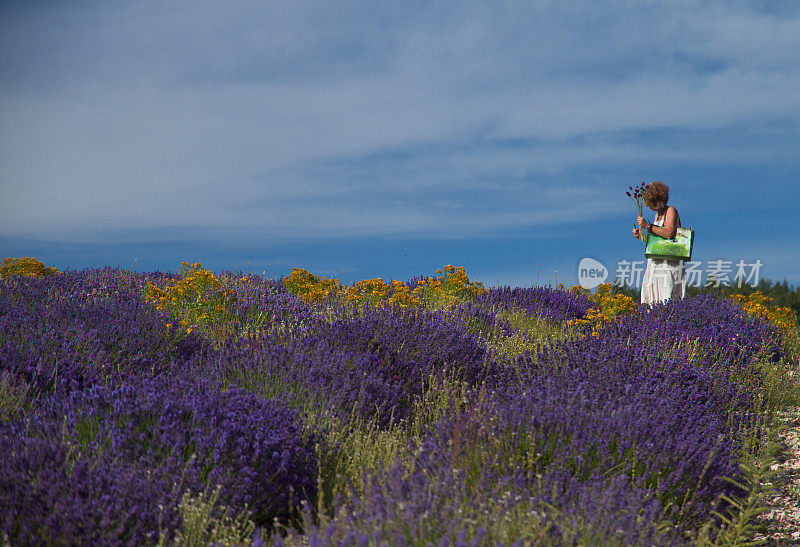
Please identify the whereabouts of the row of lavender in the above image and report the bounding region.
[287,289,783,544]
[0,267,787,544]
[0,269,316,544]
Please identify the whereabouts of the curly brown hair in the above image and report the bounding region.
[642,181,669,212]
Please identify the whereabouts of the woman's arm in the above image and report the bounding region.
[638,207,678,239]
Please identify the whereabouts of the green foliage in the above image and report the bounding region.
[145,262,241,338]
[695,435,779,546]
[310,370,471,518]
[486,307,576,363]
[161,485,255,547]
[0,371,31,423]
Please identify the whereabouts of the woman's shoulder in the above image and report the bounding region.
[668,206,681,227]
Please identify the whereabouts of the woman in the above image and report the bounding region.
[632,181,687,306]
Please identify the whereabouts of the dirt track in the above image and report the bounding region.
[753,408,800,544]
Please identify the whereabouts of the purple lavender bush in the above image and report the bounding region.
[187,272,317,337]
[288,351,740,544]
[531,293,781,402]
[496,367,741,527]
[283,290,778,544]
[288,403,684,546]
[202,304,501,428]
[1,265,787,545]
[476,285,597,324]
[0,269,206,399]
[200,329,408,427]
[0,374,316,545]
[313,305,495,390]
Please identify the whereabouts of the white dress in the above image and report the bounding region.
[640,214,686,306]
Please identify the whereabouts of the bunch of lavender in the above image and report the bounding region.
[626,181,650,216]
[627,181,650,240]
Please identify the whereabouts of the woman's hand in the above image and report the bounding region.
[632,227,640,239]
[636,216,648,228]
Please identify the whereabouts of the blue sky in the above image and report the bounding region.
[1,1,798,288]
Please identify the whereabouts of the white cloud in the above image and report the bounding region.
[1,0,798,243]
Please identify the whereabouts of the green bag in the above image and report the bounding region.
[645,226,694,261]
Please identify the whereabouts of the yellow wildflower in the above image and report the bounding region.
[730,291,797,333]
[0,257,60,279]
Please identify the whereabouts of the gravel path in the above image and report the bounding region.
[752,407,800,544]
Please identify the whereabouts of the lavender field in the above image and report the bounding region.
[1,261,799,545]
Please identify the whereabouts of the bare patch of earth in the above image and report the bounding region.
[751,407,800,545]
